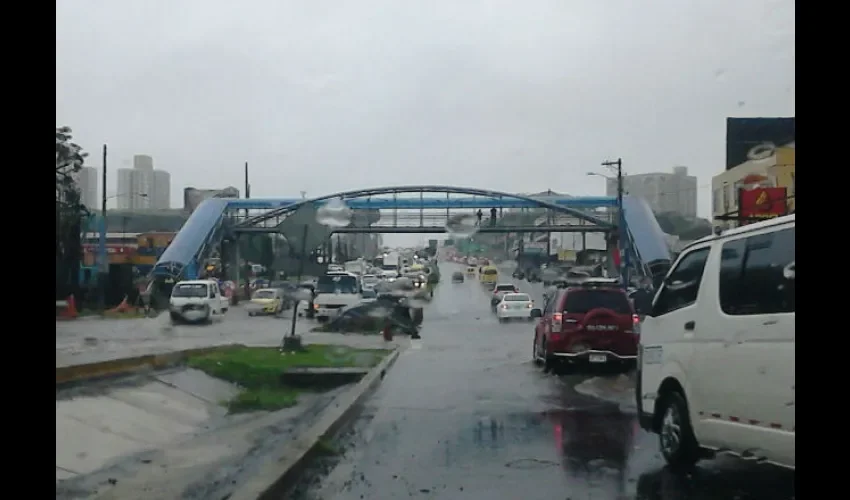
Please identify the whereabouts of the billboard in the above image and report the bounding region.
[183,187,240,213]
[739,187,788,223]
[725,117,795,170]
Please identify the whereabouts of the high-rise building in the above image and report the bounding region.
[153,170,171,209]
[116,155,171,210]
[75,166,98,210]
[606,166,697,217]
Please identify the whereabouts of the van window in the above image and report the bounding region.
[483,269,498,275]
[651,248,710,316]
[719,227,794,315]
[172,283,208,298]
[316,274,358,294]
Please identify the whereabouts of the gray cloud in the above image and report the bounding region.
[57,0,794,222]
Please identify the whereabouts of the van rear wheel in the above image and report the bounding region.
[658,391,701,470]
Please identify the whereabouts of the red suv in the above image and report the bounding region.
[531,279,639,374]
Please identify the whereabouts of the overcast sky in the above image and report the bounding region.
[57,0,794,229]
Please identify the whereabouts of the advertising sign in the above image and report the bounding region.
[739,187,788,222]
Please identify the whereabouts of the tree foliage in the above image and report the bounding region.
[56,126,90,298]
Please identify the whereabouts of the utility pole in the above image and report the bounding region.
[98,144,108,310]
[244,162,250,199]
[602,158,628,288]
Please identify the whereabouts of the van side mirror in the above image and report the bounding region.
[530,308,543,318]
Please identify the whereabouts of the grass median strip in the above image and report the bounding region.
[187,345,390,413]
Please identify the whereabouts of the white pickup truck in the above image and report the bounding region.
[169,280,229,324]
[313,272,361,322]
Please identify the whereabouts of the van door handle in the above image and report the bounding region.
[684,321,695,331]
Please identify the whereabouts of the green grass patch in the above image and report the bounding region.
[188,345,391,413]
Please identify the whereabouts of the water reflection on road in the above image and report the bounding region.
[291,263,794,500]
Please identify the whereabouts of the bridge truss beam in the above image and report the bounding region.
[233,225,609,235]
[235,185,615,229]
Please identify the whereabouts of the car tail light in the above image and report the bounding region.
[551,312,562,332]
[632,314,640,325]
[526,303,533,308]
[501,303,508,309]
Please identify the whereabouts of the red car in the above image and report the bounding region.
[531,278,639,374]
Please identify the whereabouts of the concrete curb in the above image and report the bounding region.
[55,344,244,388]
[232,347,402,500]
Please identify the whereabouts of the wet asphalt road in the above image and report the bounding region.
[292,264,795,500]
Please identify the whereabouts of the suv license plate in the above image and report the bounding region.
[589,354,607,363]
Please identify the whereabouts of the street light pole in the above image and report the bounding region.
[601,158,628,288]
[98,144,108,310]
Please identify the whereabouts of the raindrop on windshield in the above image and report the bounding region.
[366,306,392,319]
[316,198,353,227]
[445,213,480,238]
[406,296,430,308]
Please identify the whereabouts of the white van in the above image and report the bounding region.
[313,272,361,322]
[637,214,794,470]
[169,280,230,324]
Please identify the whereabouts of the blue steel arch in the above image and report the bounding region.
[238,185,614,229]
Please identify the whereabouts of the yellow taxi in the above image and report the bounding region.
[479,265,499,287]
[248,288,285,316]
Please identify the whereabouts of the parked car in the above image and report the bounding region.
[638,214,795,470]
[531,278,639,374]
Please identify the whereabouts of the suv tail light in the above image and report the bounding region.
[551,312,562,332]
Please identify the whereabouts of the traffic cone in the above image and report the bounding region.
[114,296,132,313]
[63,294,78,319]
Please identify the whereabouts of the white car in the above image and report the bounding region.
[169,280,229,324]
[495,293,534,322]
[360,289,378,304]
[382,270,399,282]
[361,274,380,290]
[490,283,519,307]
[638,214,795,470]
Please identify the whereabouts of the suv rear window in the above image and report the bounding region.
[563,289,631,314]
[505,294,530,302]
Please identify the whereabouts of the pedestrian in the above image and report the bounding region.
[490,207,497,227]
[475,209,483,226]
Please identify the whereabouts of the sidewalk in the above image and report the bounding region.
[56,308,404,368]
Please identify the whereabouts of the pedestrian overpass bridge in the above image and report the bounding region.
[152,185,670,282]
